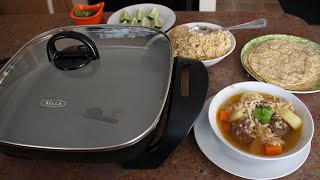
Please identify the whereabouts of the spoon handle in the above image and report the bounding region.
[222,18,267,31]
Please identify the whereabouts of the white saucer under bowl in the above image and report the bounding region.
[193,97,311,179]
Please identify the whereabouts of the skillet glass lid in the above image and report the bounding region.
[0,25,172,150]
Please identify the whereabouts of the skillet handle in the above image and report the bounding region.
[123,56,208,169]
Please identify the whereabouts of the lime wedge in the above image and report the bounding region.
[140,17,150,27]
[120,9,131,22]
[151,17,163,29]
[134,8,144,22]
[148,8,159,19]
[122,20,128,25]
[131,17,139,25]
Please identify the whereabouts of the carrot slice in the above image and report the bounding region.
[265,144,282,156]
[222,122,232,133]
[219,111,229,122]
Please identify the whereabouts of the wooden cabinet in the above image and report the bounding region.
[0,0,73,14]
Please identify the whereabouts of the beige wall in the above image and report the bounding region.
[200,0,216,11]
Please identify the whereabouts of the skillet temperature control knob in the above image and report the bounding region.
[47,31,100,70]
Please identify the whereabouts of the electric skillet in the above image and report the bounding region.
[0,25,208,169]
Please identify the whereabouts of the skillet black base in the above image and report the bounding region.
[0,128,156,163]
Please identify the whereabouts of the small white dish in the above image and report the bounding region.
[194,97,311,179]
[167,22,236,68]
[208,81,314,161]
[107,3,176,32]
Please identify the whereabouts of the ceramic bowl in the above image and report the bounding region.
[167,22,236,68]
[106,3,176,32]
[208,81,314,160]
[70,2,104,25]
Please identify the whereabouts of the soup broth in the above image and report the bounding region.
[216,93,302,156]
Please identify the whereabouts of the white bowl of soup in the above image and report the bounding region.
[208,81,314,160]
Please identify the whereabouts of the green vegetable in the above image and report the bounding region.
[131,18,139,25]
[140,17,150,27]
[122,20,128,25]
[120,9,131,22]
[148,8,159,19]
[134,8,144,22]
[253,106,274,124]
[74,9,96,17]
[151,17,163,29]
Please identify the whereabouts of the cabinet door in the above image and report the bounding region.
[88,0,200,11]
[0,0,71,14]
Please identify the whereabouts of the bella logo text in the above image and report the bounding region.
[40,99,67,108]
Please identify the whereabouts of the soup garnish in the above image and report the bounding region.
[216,92,302,156]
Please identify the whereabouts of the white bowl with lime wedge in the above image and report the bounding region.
[107,3,176,32]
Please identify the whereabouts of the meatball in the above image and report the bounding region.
[269,115,289,136]
[231,119,254,143]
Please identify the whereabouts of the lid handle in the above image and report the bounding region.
[47,31,100,70]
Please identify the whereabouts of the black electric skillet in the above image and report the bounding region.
[0,25,208,169]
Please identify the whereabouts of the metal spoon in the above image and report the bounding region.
[189,18,267,33]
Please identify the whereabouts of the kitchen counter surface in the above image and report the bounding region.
[0,12,319,179]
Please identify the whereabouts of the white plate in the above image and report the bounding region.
[107,3,176,32]
[194,97,311,179]
[167,22,236,68]
[240,34,320,94]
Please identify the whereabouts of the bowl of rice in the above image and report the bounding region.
[167,22,236,68]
